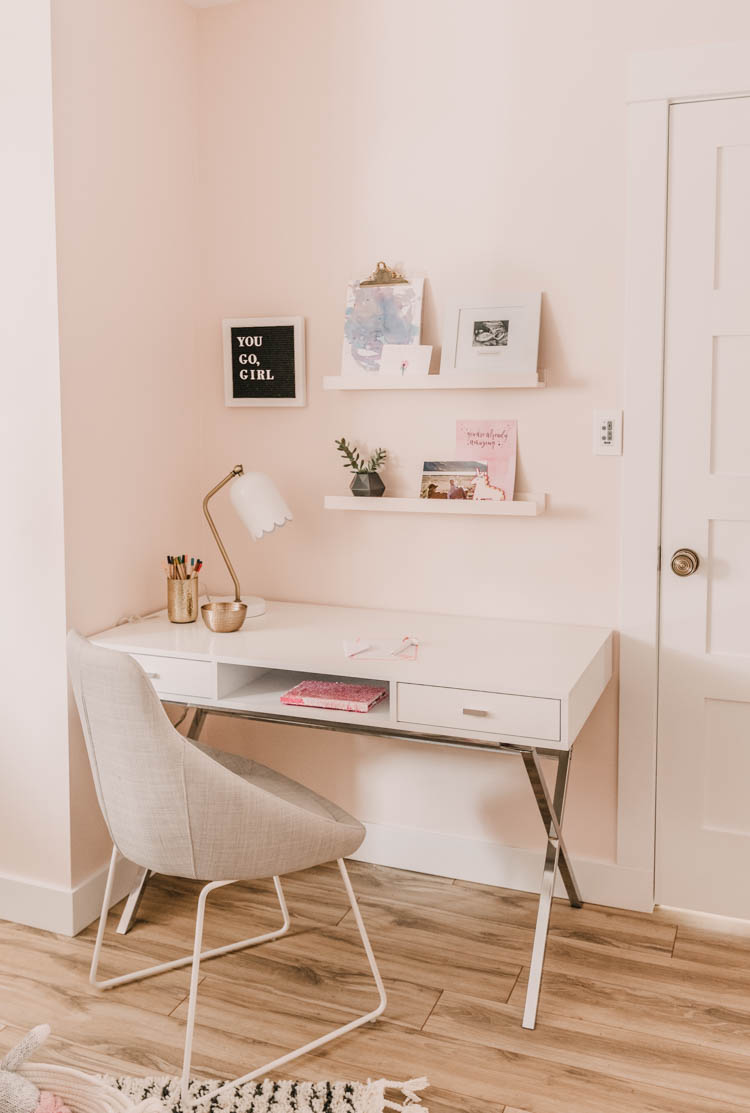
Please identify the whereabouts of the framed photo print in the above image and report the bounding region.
[223,316,306,407]
[440,292,541,384]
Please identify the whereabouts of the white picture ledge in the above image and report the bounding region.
[323,371,546,391]
[324,494,547,517]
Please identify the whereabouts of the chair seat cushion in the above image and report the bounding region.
[186,739,366,879]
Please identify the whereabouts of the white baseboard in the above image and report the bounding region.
[0,824,653,935]
[71,856,142,936]
[352,821,654,913]
[0,857,141,937]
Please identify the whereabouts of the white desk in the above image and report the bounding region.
[93,599,612,1029]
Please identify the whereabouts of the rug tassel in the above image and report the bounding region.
[381,1076,429,1110]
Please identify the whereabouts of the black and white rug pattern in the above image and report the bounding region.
[107,1074,429,1113]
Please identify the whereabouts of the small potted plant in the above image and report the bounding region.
[335,437,387,497]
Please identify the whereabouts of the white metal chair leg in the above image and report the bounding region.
[90,847,291,990]
[182,858,387,1111]
[180,880,233,1106]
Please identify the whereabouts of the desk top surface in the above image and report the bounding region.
[94,599,612,699]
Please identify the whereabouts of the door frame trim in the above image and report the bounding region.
[620,42,750,901]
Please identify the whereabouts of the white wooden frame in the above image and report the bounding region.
[439,292,541,385]
[619,42,750,906]
[223,316,306,407]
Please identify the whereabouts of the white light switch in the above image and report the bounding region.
[594,409,622,455]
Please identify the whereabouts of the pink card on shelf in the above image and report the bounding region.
[455,419,517,501]
[281,680,388,713]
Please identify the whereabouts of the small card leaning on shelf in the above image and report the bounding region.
[379,344,432,377]
[456,419,517,501]
[281,680,388,713]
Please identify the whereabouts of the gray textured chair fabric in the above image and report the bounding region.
[67,631,365,881]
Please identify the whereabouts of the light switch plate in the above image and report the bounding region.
[594,409,623,455]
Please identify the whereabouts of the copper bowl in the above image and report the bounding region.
[201,600,247,633]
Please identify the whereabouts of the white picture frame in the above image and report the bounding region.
[440,293,541,384]
[223,316,306,407]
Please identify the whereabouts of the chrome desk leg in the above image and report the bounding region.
[522,749,581,907]
[117,707,209,935]
[116,867,151,935]
[187,707,208,741]
[520,749,581,1029]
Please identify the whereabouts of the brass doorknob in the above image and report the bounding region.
[671,548,700,577]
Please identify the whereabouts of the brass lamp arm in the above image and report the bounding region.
[202,465,244,603]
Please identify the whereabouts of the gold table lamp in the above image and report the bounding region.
[201,465,293,632]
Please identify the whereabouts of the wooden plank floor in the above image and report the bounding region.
[1,861,750,1113]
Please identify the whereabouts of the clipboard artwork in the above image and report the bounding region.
[341,263,424,376]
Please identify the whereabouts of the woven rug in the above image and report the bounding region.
[107,1074,429,1113]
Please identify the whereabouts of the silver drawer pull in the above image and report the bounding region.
[463,707,489,717]
[145,672,160,680]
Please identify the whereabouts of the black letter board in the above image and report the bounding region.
[223,317,305,407]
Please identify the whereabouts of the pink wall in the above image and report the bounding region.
[192,0,750,876]
[52,0,202,885]
[46,0,750,905]
[0,0,71,892]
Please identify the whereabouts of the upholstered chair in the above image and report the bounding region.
[67,631,386,1108]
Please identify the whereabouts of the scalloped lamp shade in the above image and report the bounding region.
[229,470,293,541]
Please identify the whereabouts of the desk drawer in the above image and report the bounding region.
[131,653,215,699]
[397,682,560,742]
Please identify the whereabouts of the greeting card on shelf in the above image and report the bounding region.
[456,419,517,501]
[379,343,432,377]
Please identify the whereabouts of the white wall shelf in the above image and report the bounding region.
[324,493,547,517]
[323,371,546,391]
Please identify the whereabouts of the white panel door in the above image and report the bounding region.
[658,96,750,917]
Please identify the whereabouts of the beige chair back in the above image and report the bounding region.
[67,631,364,881]
[67,631,198,876]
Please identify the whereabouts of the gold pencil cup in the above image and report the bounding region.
[167,577,199,623]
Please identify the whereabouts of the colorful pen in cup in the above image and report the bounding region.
[164,555,202,580]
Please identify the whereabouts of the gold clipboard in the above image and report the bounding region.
[359,261,408,286]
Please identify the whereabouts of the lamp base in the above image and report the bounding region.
[241,594,266,618]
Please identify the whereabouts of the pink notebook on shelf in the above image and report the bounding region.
[281,680,387,714]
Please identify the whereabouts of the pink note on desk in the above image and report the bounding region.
[456,419,517,500]
[281,680,388,713]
